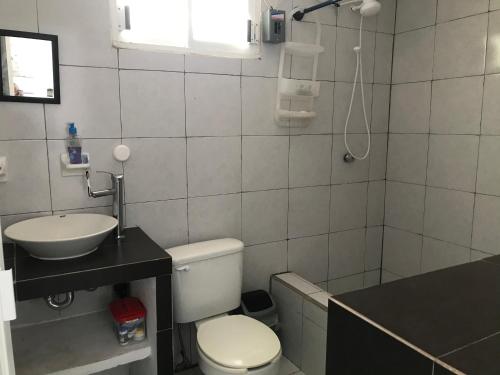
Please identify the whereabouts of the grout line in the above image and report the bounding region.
[469,10,491,257]
[383,224,486,254]
[438,330,500,359]
[395,10,492,37]
[419,10,438,273]
[240,72,244,244]
[183,56,191,244]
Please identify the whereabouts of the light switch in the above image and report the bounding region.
[0,156,7,182]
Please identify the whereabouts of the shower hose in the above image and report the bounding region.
[344,15,371,161]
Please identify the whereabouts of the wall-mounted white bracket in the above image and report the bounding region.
[60,153,90,177]
[0,156,7,182]
[275,22,324,126]
[113,144,130,162]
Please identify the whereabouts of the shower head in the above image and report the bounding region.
[358,0,381,17]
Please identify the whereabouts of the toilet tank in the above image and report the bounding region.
[166,238,244,324]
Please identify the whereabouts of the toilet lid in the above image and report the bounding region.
[197,315,281,369]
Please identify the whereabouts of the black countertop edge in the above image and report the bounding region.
[14,258,169,283]
[438,332,500,375]
[329,256,500,375]
[6,227,172,301]
[328,297,465,375]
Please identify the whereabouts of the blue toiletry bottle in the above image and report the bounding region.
[67,123,83,164]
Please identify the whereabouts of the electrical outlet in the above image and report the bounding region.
[0,156,7,182]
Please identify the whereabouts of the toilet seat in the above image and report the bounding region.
[197,315,281,369]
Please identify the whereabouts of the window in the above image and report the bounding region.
[110,0,261,59]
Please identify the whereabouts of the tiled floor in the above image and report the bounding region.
[178,356,303,375]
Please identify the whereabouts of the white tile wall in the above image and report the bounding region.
[329,229,366,279]
[486,10,500,74]
[124,138,187,203]
[396,0,437,33]
[45,66,121,139]
[242,189,288,245]
[185,74,241,136]
[385,181,425,234]
[187,194,242,243]
[436,0,489,23]
[242,136,289,191]
[482,74,500,134]
[330,183,367,232]
[289,135,332,187]
[118,49,184,72]
[0,103,45,140]
[0,141,51,215]
[371,85,391,133]
[243,241,287,292]
[288,186,330,238]
[471,194,500,254]
[421,237,471,273]
[392,27,435,83]
[382,227,422,277]
[387,134,429,184]
[288,235,329,283]
[430,76,484,135]
[38,0,118,67]
[426,135,479,192]
[0,0,395,303]
[476,136,500,195]
[0,0,38,32]
[119,70,185,138]
[367,180,385,226]
[389,82,431,134]
[384,0,497,278]
[433,14,488,79]
[187,137,241,197]
[331,135,370,184]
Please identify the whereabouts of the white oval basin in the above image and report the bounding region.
[4,214,118,260]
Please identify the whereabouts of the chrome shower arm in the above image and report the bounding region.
[292,0,341,21]
[292,0,366,21]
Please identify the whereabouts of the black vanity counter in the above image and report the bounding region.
[4,227,174,375]
[327,256,500,375]
[4,227,171,301]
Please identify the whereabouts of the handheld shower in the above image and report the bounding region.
[290,0,382,161]
[356,0,382,17]
[343,0,381,161]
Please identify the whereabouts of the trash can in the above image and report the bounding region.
[239,290,279,332]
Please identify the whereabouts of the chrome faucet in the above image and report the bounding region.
[86,171,125,239]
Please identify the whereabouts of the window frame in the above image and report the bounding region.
[109,0,262,59]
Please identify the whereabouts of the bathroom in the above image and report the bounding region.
[0,0,499,374]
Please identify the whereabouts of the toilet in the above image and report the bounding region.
[166,238,282,375]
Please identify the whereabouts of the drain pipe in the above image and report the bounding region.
[45,291,74,310]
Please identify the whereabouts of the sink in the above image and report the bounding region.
[4,214,118,260]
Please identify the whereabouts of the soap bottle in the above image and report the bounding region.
[67,123,82,164]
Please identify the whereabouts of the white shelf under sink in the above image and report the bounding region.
[12,311,151,375]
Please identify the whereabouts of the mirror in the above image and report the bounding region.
[0,29,60,104]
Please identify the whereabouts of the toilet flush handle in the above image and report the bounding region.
[175,265,190,272]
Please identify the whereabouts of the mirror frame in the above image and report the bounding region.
[0,29,60,104]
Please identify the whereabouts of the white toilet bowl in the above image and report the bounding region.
[166,239,282,375]
[196,315,281,375]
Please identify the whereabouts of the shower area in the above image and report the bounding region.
[268,0,500,374]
